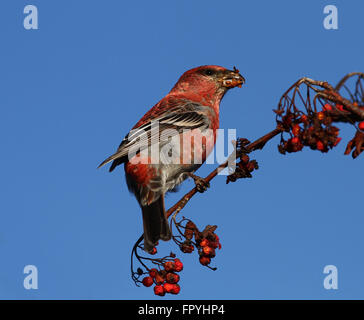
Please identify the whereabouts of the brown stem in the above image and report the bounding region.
[165,127,283,219]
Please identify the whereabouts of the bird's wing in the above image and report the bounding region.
[98,100,213,171]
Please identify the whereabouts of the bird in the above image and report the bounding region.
[98,65,245,252]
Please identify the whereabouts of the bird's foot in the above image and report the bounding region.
[188,173,210,193]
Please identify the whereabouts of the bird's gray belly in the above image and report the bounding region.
[149,163,200,194]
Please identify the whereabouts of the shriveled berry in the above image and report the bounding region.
[154,285,165,296]
[209,241,218,249]
[155,273,165,285]
[332,127,340,136]
[149,268,158,278]
[174,259,183,272]
[333,137,342,146]
[246,161,255,172]
[142,276,154,287]
[150,247,157,255]
[166,272,180,284]
[164,261,175,272]
[184,221,196,240]
[240,154,250,164]
[137,268,143,275]
[199,256,211,266]
[181,243,194,253]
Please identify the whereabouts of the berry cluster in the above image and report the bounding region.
[142,258,183,296]
[179,220,196,253]
[134,218,223,297]
[225,138,259,184]
[226,153,258,183]
[278,104,342,154]
[196,232,221,267]
[179,221,221,268]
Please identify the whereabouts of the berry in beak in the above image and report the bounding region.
[220,67,245,88]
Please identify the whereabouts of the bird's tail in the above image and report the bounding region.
[141,195,172,252]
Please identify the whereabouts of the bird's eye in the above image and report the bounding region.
[204,69,215,76]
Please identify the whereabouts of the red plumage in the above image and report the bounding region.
[99,65,245,252]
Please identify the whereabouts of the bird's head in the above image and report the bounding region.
[170,65,245,103]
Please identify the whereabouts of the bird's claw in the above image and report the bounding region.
[188,173,210,193]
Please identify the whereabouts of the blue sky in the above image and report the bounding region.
[0,0,363,299]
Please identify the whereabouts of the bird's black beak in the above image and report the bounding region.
[220,67,245,88]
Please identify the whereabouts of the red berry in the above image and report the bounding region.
[317,111,325,121]
[163,282,175,293]
[300,115,308,123]
[202,247,213,256]
[180,243,194,253]
[174,259,183,272]
[336,104,345,112]
[170,284,181,295]
[291,137,300,144]
[142,276,154,287]
[323,104,333,111]
[166,272,180,284]
[200,238,209,247]
[154,285,165,296]
[359,121,364,131]
[316,141,325,151]
[202,246,215,257]
[150,247,157,255]
[149,268,158,278]
[199,256,211,266]
[164,261,175,272]
[292,124,301,136]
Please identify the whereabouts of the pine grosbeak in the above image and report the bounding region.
[99,65,245,252]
